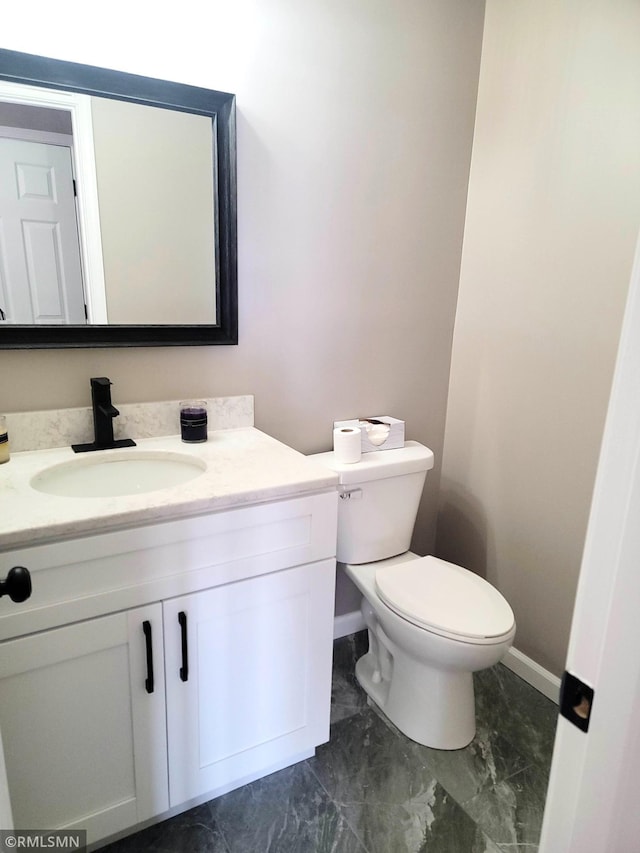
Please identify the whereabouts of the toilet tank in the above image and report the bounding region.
[309,441,435,564]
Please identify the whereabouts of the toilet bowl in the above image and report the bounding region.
[310,441,516,750]
[346,552,515,749]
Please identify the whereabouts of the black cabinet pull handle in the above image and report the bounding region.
[178,611,189,682]
[142,620,154,694]
[0,566,32,603]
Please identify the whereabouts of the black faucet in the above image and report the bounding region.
[72,377,136,453]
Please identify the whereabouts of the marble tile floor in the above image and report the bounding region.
[101,632,558,853]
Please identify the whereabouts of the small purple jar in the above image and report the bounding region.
[180,400,208,443]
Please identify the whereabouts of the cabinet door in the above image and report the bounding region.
[0,604,168,844]
[164,560,335,806]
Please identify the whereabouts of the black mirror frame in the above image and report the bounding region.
[0,48,237,348]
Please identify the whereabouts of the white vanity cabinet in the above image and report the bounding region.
[0,491,337,847]
[164,563,334,806]
[0,603,169,839]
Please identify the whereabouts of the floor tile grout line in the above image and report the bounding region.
[479,728,557,777]
[332,684,548,851]
[450,760,539,811]
[304,755,374,853]
[345,671,552,852]
[217,828,233,853]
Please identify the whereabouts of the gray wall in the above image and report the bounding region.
[438,0,640,676]
[92,98,216,325]
[1,0,485,557]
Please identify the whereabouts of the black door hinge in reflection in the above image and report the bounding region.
[560,671,594,732]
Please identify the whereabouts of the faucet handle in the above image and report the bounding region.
[91,376,112,388]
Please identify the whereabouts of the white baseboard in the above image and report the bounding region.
[503,646,561,704]
[333,610,560,705]
[333,610,366,639]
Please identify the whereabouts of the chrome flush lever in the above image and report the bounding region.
[338,487,363,501]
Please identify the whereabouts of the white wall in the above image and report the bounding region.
[0,0,485,558]
[438,0,640,675]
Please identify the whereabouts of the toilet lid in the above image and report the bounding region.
[375,556,515,640]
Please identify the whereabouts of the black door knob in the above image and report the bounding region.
[0,566,32,603]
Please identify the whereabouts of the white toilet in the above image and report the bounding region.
[311,441,516,750]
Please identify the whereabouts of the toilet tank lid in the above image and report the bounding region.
[309,441,434,485]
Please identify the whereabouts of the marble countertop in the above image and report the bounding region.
[0,428,338,551]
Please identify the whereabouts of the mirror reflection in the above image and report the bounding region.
[0,92,216,326]
[0,47,237,349]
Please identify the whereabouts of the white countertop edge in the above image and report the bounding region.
[0,427,338,551]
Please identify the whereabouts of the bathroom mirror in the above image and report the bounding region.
[0,48,237,348]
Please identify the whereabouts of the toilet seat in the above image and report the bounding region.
[375,555,515,641]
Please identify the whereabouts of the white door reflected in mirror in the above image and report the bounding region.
[0,137,86,325]
[0,84,217,327]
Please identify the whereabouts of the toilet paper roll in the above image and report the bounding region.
[333,427,361,464]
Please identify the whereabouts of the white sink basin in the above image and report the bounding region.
[31,451,207,498]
